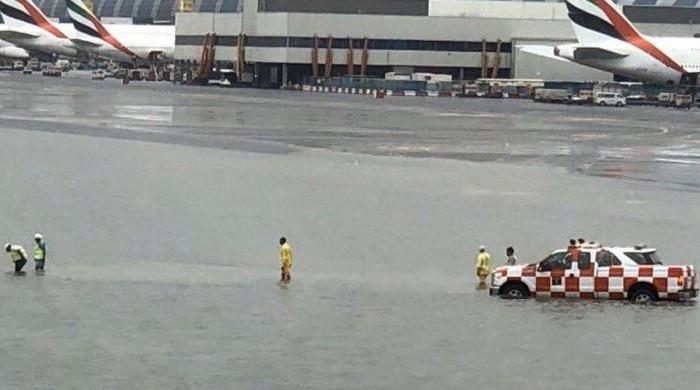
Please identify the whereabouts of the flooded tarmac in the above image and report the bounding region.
[0,73,698,389]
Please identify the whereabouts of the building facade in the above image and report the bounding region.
[168,0,700,86]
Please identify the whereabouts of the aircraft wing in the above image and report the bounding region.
[517,45,570,62]
[573,47,628,61]
[0,30,40,40]
[70,38,102,48]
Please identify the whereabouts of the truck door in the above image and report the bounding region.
[558,252,589,298]
[592,250,623,299]
[536,252,569,298]
[574,251,595,299]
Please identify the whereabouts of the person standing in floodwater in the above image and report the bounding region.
[506,246,517,265]
[567,239,581,262]
[475,245,491,289]
[33,233,46,271]
[279,237,293,285]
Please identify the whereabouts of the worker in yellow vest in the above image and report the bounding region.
[33,233,47,271]
[475,245,491,289]
[5,243,28,274]
[279,237,293,285]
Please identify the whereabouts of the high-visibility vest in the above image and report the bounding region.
[34,244,45,260]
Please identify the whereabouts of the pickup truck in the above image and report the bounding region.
[489,244,697,303]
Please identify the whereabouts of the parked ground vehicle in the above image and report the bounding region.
[674,94,693,110]
[489,244,697,303]
[459,84,479,97]
[28,58,40,71]
[91,70,105,80]
[594,92,626,106]
[534,88,571,104]
[55,59,71,72]
[41,67,62,77]
[569,89,594,105]
[626,94,659,106]
[22,66,32,75]
[657,92,676,107]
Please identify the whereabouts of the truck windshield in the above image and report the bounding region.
[625,251,663,265]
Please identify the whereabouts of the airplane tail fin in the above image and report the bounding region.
[66,0,103,41]
[0,0,67,38]
[564,0,641,45]
[66,0,137,57]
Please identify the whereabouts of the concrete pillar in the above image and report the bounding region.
[282,63,288,86]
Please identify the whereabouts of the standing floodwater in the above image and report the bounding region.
[0,73,698,389]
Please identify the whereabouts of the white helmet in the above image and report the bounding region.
[34,233,43,240]
[479,245,486,251]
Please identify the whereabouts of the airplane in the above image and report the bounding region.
[0,25,29,58]
[519,0,700,86]
[0,0,79,56]
[66,0,174,63]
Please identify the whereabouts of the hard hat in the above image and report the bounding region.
[4,243,10,251]
[34,233,43,240]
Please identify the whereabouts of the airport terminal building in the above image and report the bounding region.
[169,0,700,86]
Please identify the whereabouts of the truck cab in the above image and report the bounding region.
[489,244,697,303]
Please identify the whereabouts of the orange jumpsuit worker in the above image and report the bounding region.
[279,237,293,285]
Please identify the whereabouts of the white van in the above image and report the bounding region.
[594,92,626,107]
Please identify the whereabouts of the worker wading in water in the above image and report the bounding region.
[476,245,491,289]
[279,237,293,285]
[5,243,28,274]
[33,233,46,271]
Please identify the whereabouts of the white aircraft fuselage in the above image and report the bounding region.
[554,37,700,85]
[1,23,79,57]
[75,24,175,63]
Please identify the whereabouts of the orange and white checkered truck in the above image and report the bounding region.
[489,244,697,303]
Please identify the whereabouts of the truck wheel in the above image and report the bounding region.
[500,283,529,299]
[599,101,606,106]
[629,286,658,304]
[616,102,623,107]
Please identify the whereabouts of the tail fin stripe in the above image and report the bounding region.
[73,20,101,39]
[593,0,685,73]
[0,2,36,26]
[566,0,621,41]
[12,0,67,38]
